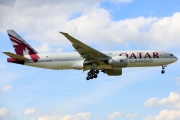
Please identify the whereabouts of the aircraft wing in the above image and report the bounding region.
[60,32,110,62]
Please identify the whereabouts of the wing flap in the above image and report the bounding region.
[3,52,29,61]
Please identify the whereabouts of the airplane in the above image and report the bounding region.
[3,30,178,80]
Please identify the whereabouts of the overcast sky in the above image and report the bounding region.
[0,0,180,120]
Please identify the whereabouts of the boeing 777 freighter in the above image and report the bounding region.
[3,30,178,80]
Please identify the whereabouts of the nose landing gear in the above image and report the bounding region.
[161,69,165,74]
[86,69,99,80]
[161,65,166,74]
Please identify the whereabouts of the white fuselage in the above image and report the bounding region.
[24,50,178,70]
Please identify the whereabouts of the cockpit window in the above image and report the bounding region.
[170,54,174,56]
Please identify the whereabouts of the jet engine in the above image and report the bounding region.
[103,68,122,76]
[108,56,127,68]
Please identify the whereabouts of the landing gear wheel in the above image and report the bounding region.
[86,76,90,80]
[90,75,93,79]
[88,72,92,76]
[93,74,98,78]
[92,70,95,75]
[95,69,99,74]
[161,70,165,74]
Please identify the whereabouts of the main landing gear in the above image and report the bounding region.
[161,65,166,74]
[86,69,99,80]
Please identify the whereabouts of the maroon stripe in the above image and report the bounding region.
[8,34,21,42]
[7,58,24,64]
[10,38,21,44]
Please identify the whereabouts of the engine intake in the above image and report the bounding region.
[108,56,127,68]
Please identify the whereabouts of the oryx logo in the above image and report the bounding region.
[8,34,39,62]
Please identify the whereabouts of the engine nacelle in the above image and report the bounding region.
[108,56,127,68]
[71,60,84,70]
[103,68,122,76]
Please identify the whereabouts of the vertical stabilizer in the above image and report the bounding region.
[7,30,39,62]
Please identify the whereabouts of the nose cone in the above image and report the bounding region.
[175,56,178,62]
[170,55,178,63]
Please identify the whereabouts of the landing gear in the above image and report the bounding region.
[161,70,165,74]
[86,69,99,80]
[161,65,166,74]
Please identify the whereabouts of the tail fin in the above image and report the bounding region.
[7,30,39,62]
[7,30,38,56]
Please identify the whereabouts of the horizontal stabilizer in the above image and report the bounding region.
[3,52,29,61]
